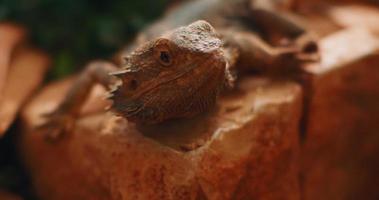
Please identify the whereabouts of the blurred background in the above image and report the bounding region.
[0,0,171,79]
[1,0,379,199]
[0,0,172,199]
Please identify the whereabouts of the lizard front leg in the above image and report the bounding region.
[39,60,118,142]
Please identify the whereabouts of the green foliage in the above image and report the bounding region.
[0,0,170,79]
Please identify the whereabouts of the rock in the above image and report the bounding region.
[328,4,379,34]
[0,47,50,136]
[0,23,25,98]
[0,22,49,136]
[303,28,379,199]
[19,77,303,200]
[298,0,379,11]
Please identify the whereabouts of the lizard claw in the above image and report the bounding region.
[294,33,320,63]
[273,45,319,72]
[38,111,75,143]
[274,34,320,69]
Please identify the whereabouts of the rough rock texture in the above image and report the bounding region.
[0,47,50,136]
[20,77,302,200]
[302,28,379,199]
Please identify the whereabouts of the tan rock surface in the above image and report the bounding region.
[0,23,25,98]
[20,77,302,200]
[303,28,379,199]
[0,47,50,136]
[328,4,379,34]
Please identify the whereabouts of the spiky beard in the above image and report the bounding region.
[107,78,151,125]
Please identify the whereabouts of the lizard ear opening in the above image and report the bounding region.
[154,38,173,66]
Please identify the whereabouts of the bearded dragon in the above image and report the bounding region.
[41,0,319,140]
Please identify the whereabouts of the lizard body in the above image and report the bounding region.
[41,0,318,140]
[122,0,305,56]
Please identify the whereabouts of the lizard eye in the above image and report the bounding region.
[154,38,173,66]
[159,51,171,66]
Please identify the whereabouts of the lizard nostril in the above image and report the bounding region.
[129,79,138,90]
[303,42,318,53]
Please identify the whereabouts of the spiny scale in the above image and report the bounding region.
[106,69,128,101]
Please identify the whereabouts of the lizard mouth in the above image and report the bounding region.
[112,100,144,118]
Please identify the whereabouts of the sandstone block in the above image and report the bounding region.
[0,47,50,136]
[303,28,379,200]
[20,77,303,200]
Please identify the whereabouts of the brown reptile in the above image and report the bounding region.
[41,0,319,140]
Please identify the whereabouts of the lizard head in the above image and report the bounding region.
[109,20,228,124]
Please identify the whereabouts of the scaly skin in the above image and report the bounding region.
[40,0,319,141]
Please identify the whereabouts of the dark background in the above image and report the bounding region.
[0,0,171,199]
[0,0,170,79]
